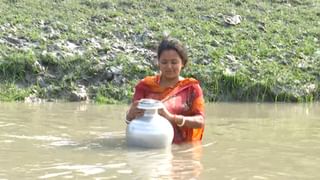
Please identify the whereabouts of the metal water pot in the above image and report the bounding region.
[126,99,174,148]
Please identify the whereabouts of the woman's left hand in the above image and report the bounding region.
[158,106,174,123]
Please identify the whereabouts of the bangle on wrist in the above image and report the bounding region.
[176,115,186,127]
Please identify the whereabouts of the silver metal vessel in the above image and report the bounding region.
[126,99,174,148]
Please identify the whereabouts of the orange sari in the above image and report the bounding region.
[133,75,205,144]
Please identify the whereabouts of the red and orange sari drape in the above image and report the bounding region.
[133,75,205,144]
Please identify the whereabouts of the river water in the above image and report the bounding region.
[0,102,319,179]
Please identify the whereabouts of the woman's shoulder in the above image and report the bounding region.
[179,77,203,96]
[179,77,200,87]
[138,75,158,86]
[135,75,159,89]
[141,75,158,82]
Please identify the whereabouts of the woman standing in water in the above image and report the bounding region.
[125,36,205,144]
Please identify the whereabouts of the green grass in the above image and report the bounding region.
[0,82,31,101]
[0,0,319,102]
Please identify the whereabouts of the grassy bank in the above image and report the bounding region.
[0,0,319,103]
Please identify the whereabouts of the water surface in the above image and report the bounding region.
[0,102,319,179]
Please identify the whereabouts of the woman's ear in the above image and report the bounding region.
[157,60,161,68]
[153,58,159,68]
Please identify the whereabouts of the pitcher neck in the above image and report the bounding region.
[144,109,158,117]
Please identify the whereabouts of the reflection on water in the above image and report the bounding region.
[125,142,210,179]
[171,142,206,179]
[0,102,320,179]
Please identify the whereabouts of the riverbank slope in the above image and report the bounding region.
[0,0,319,103]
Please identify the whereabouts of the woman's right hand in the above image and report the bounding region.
[126,100,145,122]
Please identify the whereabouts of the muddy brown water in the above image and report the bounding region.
[0,102,319,179]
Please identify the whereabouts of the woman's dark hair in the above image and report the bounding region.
[157,37,188,66]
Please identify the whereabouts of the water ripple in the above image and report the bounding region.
[37,163,127,178]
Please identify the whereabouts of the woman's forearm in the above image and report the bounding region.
[172,114,204,128]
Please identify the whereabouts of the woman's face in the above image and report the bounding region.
[158,49,184,80]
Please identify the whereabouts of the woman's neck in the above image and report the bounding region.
[159,75,183,88]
